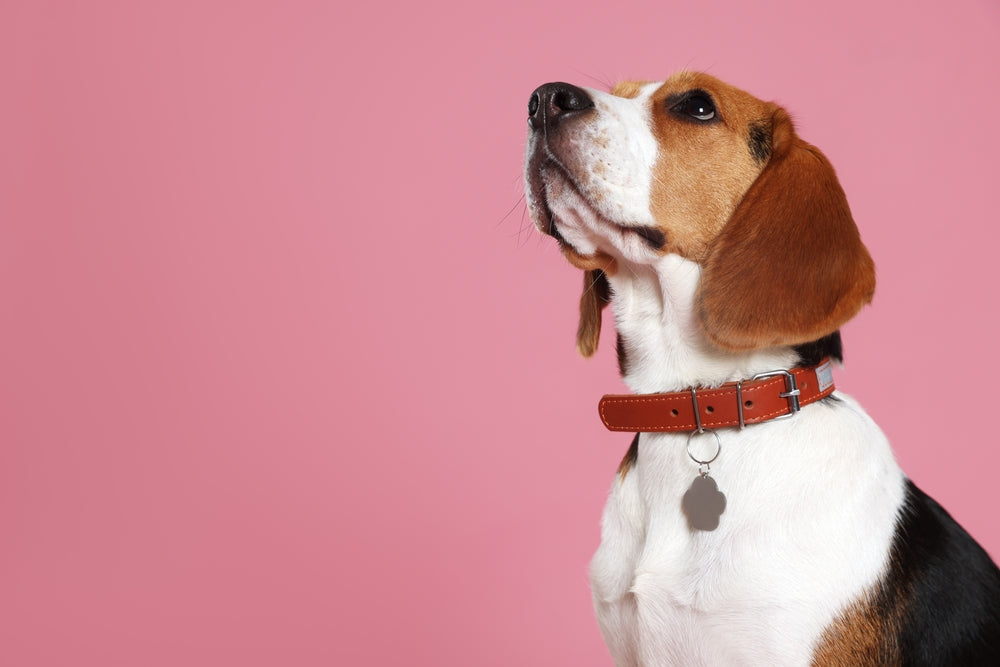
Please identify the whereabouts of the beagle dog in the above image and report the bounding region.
[523,72,1000,665]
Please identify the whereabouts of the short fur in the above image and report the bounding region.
[523,72,1000,665]
[699,108,875,351]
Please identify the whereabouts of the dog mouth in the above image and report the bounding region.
[628,224,666,249]
[527,156,666,252]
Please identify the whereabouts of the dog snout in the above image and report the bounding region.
[527,82,594,131]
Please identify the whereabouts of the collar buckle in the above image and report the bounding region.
[751,369,801,420]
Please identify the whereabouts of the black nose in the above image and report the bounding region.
[527,82,594,130]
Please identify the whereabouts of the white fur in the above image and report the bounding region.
[592,254,905,666]
[526,84,664,266]
[529,84,908,665]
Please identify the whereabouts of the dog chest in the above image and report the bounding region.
[589,418,905,666]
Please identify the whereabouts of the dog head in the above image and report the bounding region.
[524,72,875,356]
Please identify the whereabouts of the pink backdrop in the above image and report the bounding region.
[4,1,1000,664]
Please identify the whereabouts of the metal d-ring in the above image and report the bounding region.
[686,429,722,468]
[688,387,721,475]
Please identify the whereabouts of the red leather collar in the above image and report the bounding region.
[599,359,836,432]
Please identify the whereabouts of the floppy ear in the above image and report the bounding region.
[576,269,612,357]
[558,245,617,357]
[698,108,876,351]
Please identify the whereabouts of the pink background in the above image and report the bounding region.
[4,1,1000,664]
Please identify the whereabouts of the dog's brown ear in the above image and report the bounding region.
[698,108,875,351]
[577,269,612,357]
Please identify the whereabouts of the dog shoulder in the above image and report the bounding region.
[815,479,1000,665]
[892,481,1000,662]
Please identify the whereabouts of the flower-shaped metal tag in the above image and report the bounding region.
[682,474,726,532]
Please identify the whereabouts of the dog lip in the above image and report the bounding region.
[623,224,666,250]
[527,151,666,251]
[525,156,557,236]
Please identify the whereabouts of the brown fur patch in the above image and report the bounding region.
[647,72,773,261]
[697,108,876,350]
[560,246,618,275]
[616,433,639,479]
[611,80,650,99]
[812,585,904,666]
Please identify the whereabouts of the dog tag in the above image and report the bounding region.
[682,473,726,532]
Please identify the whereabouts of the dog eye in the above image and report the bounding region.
[670,93,717,122]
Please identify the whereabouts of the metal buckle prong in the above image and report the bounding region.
[751,369,801,420]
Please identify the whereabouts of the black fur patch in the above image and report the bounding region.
[616,333,628,377]
[632,225,666,250]
[747,121,772,164]
[593,269,612,305]
[794,331,844,366]
[549,223,569,246]
[889,480,1000,661]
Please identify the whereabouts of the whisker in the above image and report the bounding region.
[497,192,527,229]
[516,205,535,248]
[573,68,614,91]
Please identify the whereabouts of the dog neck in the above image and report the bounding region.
[607,254,799,395]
